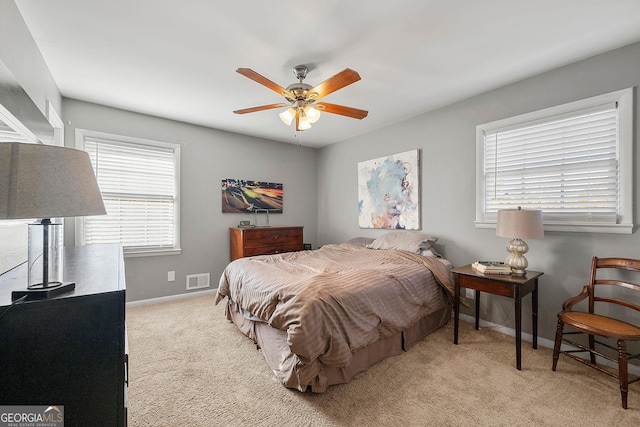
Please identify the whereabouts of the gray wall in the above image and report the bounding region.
[63,99,318,302]
[0,0,61,274]
[317,41,640,346]
[0,0,60,118]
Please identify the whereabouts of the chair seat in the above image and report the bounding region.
[559,311,640,341]
[553,257,640,409]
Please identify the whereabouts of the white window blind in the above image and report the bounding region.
[77,131,180,255]
[476,88,633,234]
[484,103,618,221]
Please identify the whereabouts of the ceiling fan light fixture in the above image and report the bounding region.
[298,118,312,131]
[306,106,321,124]
[298,109,312,130]
[279,107,295,126]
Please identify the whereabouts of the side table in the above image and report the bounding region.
[452,264,543,370]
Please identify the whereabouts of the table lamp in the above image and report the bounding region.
[0,142,106,300]
[496,207,544,275]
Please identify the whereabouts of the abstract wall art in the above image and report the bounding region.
[221,179,283,213]
[357,149,420,229]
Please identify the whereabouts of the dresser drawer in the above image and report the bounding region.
[243,227,303,248]
[243,243,303,257]
[229,226,304,261]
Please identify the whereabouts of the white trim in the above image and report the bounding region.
[75,128,178,151]
[459,312,546,346]
[74,128,181,256]
[474,220,633,234]
[125,248,181,258]
[616,87,634,231]
[475,88,634,234]
[127,296,640,375]
[458,313,640,375]
[46,100,64,147]
[126,289,216,308]
[0,103,39,143]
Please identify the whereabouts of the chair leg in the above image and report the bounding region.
[589,334,597,364]
[552,319,564,371]
[617,340,629,409]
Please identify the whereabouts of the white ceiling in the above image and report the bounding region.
[14,0,640,148]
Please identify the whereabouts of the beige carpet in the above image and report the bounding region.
[126,294,639,426]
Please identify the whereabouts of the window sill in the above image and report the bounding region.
[124,248,182,258]
[474,221,633,235]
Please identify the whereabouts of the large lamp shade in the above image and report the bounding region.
[0,142,105,219]
[0,142,106,300]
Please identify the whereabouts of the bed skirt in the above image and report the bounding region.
[224,299,451,392]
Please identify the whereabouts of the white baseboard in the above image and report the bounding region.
[126,289,217,308]
[459,313,555,348]
[128,295,639,375]
[458,313,640,375]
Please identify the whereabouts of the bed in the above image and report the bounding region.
[215,231,456,393]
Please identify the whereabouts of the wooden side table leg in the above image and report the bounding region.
[515,286,522,370]
[454,274,460,345]
[474,290,480,330]
[532,279,538,349]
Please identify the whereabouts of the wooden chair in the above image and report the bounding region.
[552,257,640,409]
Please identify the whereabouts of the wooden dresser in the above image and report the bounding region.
[0,244,127,426]
[230,226,303,261]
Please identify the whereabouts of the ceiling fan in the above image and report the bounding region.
[233,65,368,132]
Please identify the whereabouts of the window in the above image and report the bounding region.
[475,88,633,234]
[75,129,181,256]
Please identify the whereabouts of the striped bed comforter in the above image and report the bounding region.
[215,243,455,377]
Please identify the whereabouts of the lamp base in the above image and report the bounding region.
[509,268,527,276]
[12,281,75,301]
[505,238,529,276]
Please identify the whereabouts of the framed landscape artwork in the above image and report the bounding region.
[221,179,283,213]
[358,149,420,229]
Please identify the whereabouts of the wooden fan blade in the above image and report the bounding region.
[236,68,294,99]
[309,69,361,101]
[315,102,368,119]
[233,103,288,114]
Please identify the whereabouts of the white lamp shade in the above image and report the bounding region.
[496,208,544,239]
[279,108,295,126]
[298,116,312,130]
[306,106,321,124]
[0,142,106,219]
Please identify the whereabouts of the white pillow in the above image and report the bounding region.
[345,237,376,247]
[367,231,437,254]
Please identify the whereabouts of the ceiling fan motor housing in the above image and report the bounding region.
[286,83,314,101]
[285,66,317,101]
[293,65,308,81]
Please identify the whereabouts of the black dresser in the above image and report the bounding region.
[0,244,127,426]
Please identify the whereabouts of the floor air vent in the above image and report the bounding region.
[186,273,210,290]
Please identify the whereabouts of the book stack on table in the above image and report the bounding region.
[471,261,512,274]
